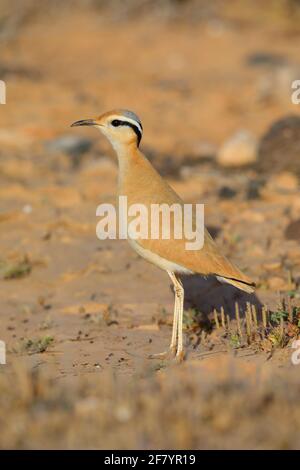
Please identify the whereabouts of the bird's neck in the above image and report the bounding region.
[113,141,140,172]
[112,142,142,194]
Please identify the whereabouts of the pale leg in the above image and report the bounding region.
[167,271,179,355]
[148,270,183,360]
[168,271,185,361]
[175,276,184,361]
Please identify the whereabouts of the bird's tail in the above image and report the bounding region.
[216,275,256,294]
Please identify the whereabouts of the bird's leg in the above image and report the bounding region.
[168,271,180,356]
[175,276,185,362]
[169,292,179,355]
[148,271,180,360]
[149,271,185,361]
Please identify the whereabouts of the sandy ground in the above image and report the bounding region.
[0,2,300,449]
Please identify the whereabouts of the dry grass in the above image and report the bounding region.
[1,0,300,32]
[183,296,300,357]
[0,360,300,449]
[0,0,300,451]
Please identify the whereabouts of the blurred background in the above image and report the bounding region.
[0,0,300,450]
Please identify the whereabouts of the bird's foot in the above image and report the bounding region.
[148,347,185,362]
[148,352,167,360]
[148,346,176,360]
[175,349,185,363]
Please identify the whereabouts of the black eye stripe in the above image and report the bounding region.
[111,119,122,127]
[111,119,142,147]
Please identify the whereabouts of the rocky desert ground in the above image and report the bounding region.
[0,0,300,449]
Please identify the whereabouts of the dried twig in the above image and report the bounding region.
[213,309,220,329]
[262,305,267,329]
[246,308,251,344]
[235,302,243,339]
[220,307,226,329]
[287,296,293,323]
[251,304,258,329]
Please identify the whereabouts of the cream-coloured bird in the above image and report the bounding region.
[71,110,255,361]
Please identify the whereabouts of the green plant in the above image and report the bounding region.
[229,333,241,349]
[183,308,197,329]
[268,327,288,348]
[0,258,32,279]
[22,336,54,354]
[270,309,288,325]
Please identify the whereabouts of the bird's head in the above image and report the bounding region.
[71,109,143,151]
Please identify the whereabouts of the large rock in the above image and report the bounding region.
[285,219,300,242]
[45,135,93,158]
[217,130,258,167]
[257,115,300,176]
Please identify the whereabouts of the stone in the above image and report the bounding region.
[45,135,93,159]
[217,130,258,167]
[268,276,288,290]
[285,219,300,242]
[269,172,299,193]
[257,115,300,176]
[218,186,237,199]
[263,261,282,272]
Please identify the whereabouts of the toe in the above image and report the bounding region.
[148,351,168,360]
[175,350,185,363]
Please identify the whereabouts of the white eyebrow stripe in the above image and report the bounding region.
[110,115,143,134]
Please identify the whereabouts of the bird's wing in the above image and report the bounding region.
[120,150,255,289]
[135,224,254,285]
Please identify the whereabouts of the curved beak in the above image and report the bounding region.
[71,119,97,127]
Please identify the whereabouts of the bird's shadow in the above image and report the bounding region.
[178,274,262,320]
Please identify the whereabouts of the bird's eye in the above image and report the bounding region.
[111,119,121,127]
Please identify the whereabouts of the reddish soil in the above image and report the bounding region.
[0,2,300,449]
